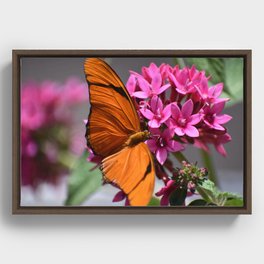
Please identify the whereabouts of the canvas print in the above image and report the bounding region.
[19,55,245,208]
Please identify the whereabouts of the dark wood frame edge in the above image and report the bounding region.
[12,49,252,215]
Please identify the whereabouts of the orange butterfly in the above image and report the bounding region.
[84,58,155,206]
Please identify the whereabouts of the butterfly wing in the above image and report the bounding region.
[84,58,140,157]
[102,143,155,206]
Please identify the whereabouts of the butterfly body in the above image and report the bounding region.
[84,58,155,206]
[125,130,151,147]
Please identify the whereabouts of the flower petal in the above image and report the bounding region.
[160,104,172,123]
[211,83,223,98]
[174,126,185,136]
[140,108,154,120]
[194,139,209,152]
[171,103,181,120]
[189,112,203,125]
[133,91,149,99]
[150,95,163,112]
[182,99,194,118]
[148,118,160,128]
[151,72,162,92]
[147,63,159,79]
[168,72,177,87]
[137,77,151,93]
[146,139,157,153]
[160,194,170,206]
[162,128,173,139]
[185,125,199,137]
[215,143,227,156]
[157,83,170,94]
[112,191,126,202]
[126,75,137,95]
[167,140,184,152]
[212,101,225,114]
[165,118,176,131]
[156,148,167,165]
[211,122,225,131]
[215,114,232,124]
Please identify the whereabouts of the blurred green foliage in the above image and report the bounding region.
[65,151,102,205]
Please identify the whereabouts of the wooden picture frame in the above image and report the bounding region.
[12,50,252,214]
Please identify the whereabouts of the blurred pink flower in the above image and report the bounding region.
[214,133,232,156]
[62,78,88,105]
[194,131,232,156]
[21,78,88,188]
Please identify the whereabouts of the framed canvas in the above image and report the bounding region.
[12,50,251,214]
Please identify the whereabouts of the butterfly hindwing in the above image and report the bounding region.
[102,143,155,206]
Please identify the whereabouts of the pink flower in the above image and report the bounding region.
[147,128,184,164]
[87,148,102,170]
[194,131,232,156]
[141,63,159,82]
[214,133,232,156]
[112,190,130,206]
[21,78,88,188]
[203,101,232,131]
[155,180,177,206]
[126,74,137,96]
[168,99,203,137]
[126,62,233,161]
[196,80,229,104]
[62,78,88,104]
[168,65,202,95]
[133,72,170,99]
[140,96,171,128]
[21,85,45,130]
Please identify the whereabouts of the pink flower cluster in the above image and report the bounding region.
[21,78,88,188]
[126,63,232,164]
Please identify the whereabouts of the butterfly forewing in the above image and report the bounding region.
[84,58,140,157]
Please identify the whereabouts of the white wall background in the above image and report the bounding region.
[0,1,261,263]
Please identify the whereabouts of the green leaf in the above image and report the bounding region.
[224,197,244,206]
[196,179,243,207]
[148,197,160,206]
[224,58,243,107]
[169,187,187,206]
[188,199,207,206]
[196,179,222,205]
[64,151,102,205]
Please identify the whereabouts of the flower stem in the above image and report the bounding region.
[58,152,77,169]
[172,152,189,164]
[200,149,218,186]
